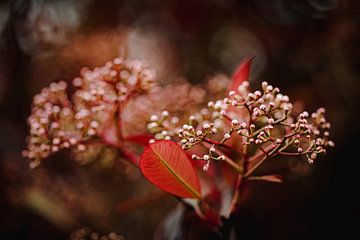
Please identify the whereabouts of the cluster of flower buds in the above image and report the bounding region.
[69,227,124,240]
[23,57,157,167]
[148,80,334,170]
[73,58,156,138]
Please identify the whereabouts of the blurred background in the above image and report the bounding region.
[0,0,359,239]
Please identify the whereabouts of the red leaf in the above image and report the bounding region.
[140,140,202,199]
[248,175,283,183]
[124,134,153,145]
[229,57,254,91]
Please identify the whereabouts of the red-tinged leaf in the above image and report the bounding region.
[124,134,153,145]
[140,140,202,199]
[248,175,283,183]
[229,57,254,91]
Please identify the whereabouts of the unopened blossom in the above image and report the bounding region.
[23,57,157,167]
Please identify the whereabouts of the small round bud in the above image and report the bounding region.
[87,128,96,136]
[192,154,197,160]
[78,144,86,151]
[219,155,225,161]
[220,110,226,116]
[90,121,99,128]
[268,118,274,124]
[254,91,262,97]
[258,98,264,104]
[197,130,203,136]
[224,133,231,139]
[255,139,262,144]
[51,145,59,152]
[259,104,266,111]
[182,124,189,130]
[203,163,209,171]
[162,111,169,117]
[328,140,335,147]
[150,115,159,122]
[203,155,210,161]
[69,137,77,145]
[211,128,217,134]
[297,147,303,153]
[149,139,156,144]
[240,122,247,129]
[262,81,268,89]
[231,119,239,126]
[203,123,210,130]
[209,147,216,153]
[276,139,282,144]
[266,85,273,92]
[229,91,236,97]
[52,138,61,145]
[208,101,214,108]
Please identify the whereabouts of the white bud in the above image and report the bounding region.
[254,91,262,97]
[297,147,303,153]
[162,111,169,117]
[203,162,210,171]
[150,115,159,122]
[266,85,273,92]
[52,138,61,145]
[203,123,210,130]
[90,121,99,128]
[203,155,210,161]
[87,128,96,136]
[78,144,86,151]
[231,119,239,126]
[229,91,236,97]
[261,81,268,89]
[240,122,247,129]
[224,133,231,139]
[149,139,156,144]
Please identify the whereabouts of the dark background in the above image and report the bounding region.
[0,0,359,239]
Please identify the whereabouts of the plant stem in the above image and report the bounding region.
[201,142,242,173]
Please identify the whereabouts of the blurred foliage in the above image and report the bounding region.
[0,0,359,239]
